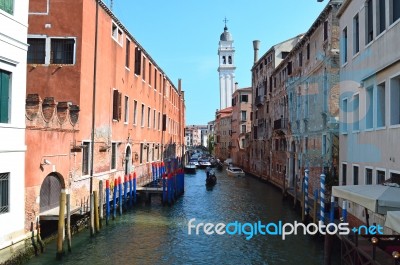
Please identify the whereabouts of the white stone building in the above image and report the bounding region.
[0,0,29,259]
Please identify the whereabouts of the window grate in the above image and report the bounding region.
[51,39,74,64]
[28,39,46,64]
[0,172,9,214]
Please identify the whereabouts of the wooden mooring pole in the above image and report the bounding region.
[66,193,72,253]
[56,189,66,260]
[99,180,104,228]
[94,191,100,233]
[90,193,95,236]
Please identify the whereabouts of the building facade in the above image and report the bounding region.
[185,125,208,148]
[214,107,232,161]
[338,0,400,225]
[231,86,252,168]
[0,0,29,256]
[218,24,236,110]
[25,0,185,231]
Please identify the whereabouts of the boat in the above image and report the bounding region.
[206,170,217,186]
[184,162,197,174]
[198,159,212,169]
[188,158,199,168]
[226,166,245,177]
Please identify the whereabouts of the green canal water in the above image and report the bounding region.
[25,169,340,265]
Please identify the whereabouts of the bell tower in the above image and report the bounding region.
[218,18,236,110]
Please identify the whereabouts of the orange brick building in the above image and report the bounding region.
[25,0,185,230]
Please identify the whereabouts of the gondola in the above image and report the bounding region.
[206,170,217,186]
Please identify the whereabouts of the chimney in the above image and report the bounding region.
[253,40,260,63]
[178,78,182,94]
[235,82,239,90]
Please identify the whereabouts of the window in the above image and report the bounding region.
[342,27,348,64]
[0,172,9,214]
[0,0,13,14]
[158,112,161,130]
[378,0,386,34]
[353,14,360,55]
[27,37,75,65]
[82,142,91,175]
[133,100,137,125]
[140,143,143,164]
[141,104,145,127]
[324,21,328,41]
[147,107,151,128]
[342,164,347,185]
[353,94,360,131]
[51,39,75,64]
[0,70,10,123]
[222,56,226,64]
[241,94,248,102]
[241,124,246,133]
[112,90,122,121]
[153,109,156,129]
[377,83,385,127]
[241,111,246,121]
[390,75,400,125]
[366,86,374,129]
[124,96,129,123]
[228,56,232,64]
[366,0,373,44]
[148,62,152,86]
[306,43,310,60]
[142,57,146,81]
[298,52,303,67]
[111,143,117,170]
[27,38,46,64]
[342,98,348,132]
[391,0,400,24]
[134,47,142,75]
[111,22,123,45]
[322,134,327,155]
[365,168,373,184]
[241,139,245,149]
[154,69,157,90]
[353,165,359,185]
[125,39,130,68]
[377,170,386,184]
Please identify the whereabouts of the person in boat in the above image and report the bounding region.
[205,166,211,178]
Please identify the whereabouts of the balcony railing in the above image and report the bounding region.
[255,95,264,107]
[273,118,288,130]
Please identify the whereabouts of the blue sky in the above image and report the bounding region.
[111,0,327,125]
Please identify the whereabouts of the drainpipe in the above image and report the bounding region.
[89,0,99,232]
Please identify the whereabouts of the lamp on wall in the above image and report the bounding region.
[39,159,52,171]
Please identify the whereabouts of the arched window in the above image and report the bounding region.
[228,56,232,64]
[222,56,226,64]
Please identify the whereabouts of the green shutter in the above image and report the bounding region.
[0,0,14,15]
[0,70,10,123]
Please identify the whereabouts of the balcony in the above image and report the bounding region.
[255,95,265,107]
[273,118,288,134]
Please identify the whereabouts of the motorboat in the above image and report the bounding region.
[188,158,199,168]
[206,170,217,186]
[184,162,197,174]
[198,159,212,169]
[226,166,245,177]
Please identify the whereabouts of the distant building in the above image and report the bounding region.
[185,125,208,148]
[0,0,29,257]
[215,107,233,161]
[231,85,252,168]
[218,23,236,110]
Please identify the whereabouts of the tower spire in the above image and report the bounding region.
[223,17,229,29]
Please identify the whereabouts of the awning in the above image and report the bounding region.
[332,185,400,214]
[385,211,400,234]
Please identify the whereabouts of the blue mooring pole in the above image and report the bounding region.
[112,178,117,219]
[106,180,110,224]
[124,176,128,210]
[129,174,133,208]
[162,174,166,204]
[118,177,123,216]
[133,172,137,204]
[330,195,335,224]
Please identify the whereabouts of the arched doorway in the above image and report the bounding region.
[39,173,64,213]
[125,145,132,175]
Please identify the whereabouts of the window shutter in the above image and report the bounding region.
[162,114,167,131]
[0,71,10,123]
[113,90,118,120]
[118,92,122,121]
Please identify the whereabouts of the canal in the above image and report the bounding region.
[25,169,340,265]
